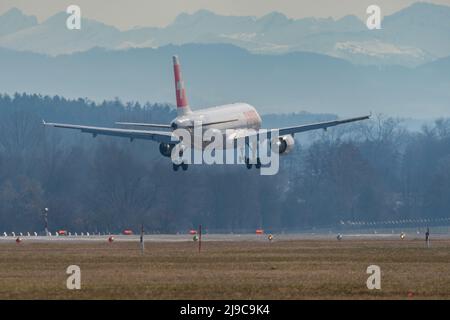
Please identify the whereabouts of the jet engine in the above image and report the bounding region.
[159,143,175,157]
[272,135,295,155]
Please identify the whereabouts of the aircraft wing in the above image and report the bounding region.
[43,121,178,144]
[232,115,370,140]
[278,115,370,136]
[115,122,172,129]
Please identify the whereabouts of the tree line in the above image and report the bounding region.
[1,93,449,233]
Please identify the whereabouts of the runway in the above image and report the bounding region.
[1,232,448,243]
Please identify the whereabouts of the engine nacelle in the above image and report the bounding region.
[272,135,295,155]
[159,143,175,158]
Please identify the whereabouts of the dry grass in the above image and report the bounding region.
[0,239,449,299]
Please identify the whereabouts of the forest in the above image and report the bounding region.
[1,93,449,233]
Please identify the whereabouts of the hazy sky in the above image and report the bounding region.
[1,0,450,30]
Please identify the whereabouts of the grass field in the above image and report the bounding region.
[0,239,449,299]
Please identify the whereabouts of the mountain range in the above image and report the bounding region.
[1,43,448,118]
[0,3,450,66]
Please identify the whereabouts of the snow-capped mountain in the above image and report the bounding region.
[0,3,449,66]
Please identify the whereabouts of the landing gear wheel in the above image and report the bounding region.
[181,163,188,171]
[172,163,180,171]
[255,158,262,169]
[245,157,252,169]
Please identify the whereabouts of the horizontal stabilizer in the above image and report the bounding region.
[116,122,172,129]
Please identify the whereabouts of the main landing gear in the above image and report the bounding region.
[245,157,262,170]
[240,140,262,170]
[172,162,188,171]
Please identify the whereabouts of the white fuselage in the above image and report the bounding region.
[171,103,261,131]
[170,103,262,150]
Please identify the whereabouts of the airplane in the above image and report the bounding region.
[43,55,370,171]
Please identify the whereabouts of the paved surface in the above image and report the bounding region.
[1,232,448,243]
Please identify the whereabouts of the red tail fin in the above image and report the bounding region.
[173,55,191,115]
